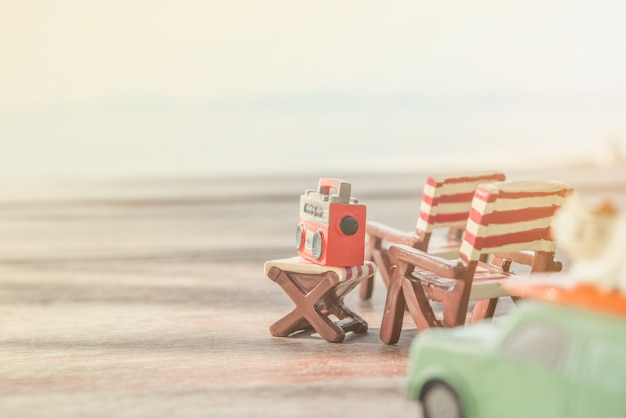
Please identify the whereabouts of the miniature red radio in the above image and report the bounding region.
[296,178,366,266]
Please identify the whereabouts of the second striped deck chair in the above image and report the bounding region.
[379,180,573,345]
[361,171,506,299]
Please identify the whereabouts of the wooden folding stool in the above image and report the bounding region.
[265,257,376,343]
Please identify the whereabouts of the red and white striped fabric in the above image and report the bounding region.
[416,171,506,234]
[264,257,376,283]
[459,181,573,263]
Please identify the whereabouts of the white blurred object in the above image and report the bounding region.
[552,193,626,292]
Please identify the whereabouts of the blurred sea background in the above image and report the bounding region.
[1,1,625,183]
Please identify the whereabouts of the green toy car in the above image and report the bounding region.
[407,299,626,418]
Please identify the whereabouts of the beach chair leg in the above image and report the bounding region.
[403,278,441,330]
[359,275,375,300]
[360,236,377,300]
[441,281,472,328]
[469,298,499,324]
[380,262,410,345]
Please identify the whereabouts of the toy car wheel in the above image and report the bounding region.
[420,381,464,418]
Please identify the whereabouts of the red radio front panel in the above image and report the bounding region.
[296,178,366,266]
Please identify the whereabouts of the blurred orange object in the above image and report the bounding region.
[502,280,626,318]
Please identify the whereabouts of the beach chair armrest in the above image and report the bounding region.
[389,244,462,279]
[366,221,418,246]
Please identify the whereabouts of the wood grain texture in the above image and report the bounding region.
[0,178,420,418]
[0,168,623,417]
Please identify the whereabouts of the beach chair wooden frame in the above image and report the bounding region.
[360,170,506,300]
[265,257,376,343]
[379,180,573,344]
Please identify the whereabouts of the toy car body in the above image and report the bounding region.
[407,300,626,418]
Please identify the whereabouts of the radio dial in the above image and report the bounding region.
[339,216,359,236]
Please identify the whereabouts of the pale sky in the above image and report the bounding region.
[1,1,625,180]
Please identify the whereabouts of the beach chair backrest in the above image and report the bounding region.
[459,180,573,264]
[416,171,506,235]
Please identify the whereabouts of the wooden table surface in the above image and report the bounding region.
[0,167,624,417]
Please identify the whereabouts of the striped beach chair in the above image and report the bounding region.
[379,180,573,345]
[361,171,506,299]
